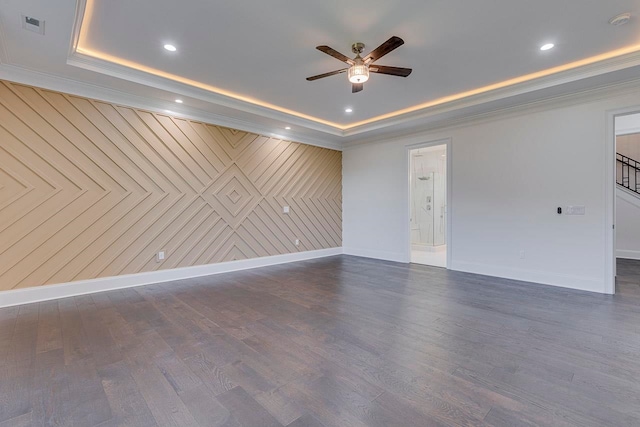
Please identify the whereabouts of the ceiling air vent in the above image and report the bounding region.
[21,15,45,35]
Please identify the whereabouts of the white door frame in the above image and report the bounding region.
[406,138,452,268]
[605,107,640,295]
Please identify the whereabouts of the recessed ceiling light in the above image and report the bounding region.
[540,43,555,51]
[345,108,353,113]
[164,44,177,52]
[175,99,183,103]
[285,126,291,130]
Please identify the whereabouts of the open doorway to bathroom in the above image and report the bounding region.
[409,143,448,267]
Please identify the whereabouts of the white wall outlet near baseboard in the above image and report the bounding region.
[157,251,165,262]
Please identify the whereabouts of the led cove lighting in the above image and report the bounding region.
[75,2,640,132]
[164,44,177,52]
[540,43,555,51]
[175,99,183,103]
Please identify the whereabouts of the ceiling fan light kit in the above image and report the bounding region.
[348,60,369,84]
[307,36,412,93]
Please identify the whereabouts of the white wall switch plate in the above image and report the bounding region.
[566,205,586,215]
[283,206,290,214]
[22,15,45,35]
[157,251,165,262]
[295,239,300,246]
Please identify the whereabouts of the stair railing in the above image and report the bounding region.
[617,153,640,195]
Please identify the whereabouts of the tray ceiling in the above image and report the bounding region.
[1,0,640,144]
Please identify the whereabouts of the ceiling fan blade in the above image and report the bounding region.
[363,36,404,64]
[316,46,355,65]
[369,65,413,77]
[306,69,348,81]
[352,83,363,93]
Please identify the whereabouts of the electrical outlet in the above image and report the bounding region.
[295,239,300,246]
[157,251,165,262]
[283,206,290,214]
[519,250,525,259]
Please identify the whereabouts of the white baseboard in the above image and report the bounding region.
[0,248,343,308]
[617,250,640,260]
[342,247,408,263]
[449,260,607,294]
[411,244,447,253]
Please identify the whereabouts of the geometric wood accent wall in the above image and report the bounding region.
[0,80,341,291]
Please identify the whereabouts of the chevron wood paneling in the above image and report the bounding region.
[0,80,342,291]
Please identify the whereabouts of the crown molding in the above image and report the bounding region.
[342,49,640,137]
[6,54,640,153]
[67,52,345,137]
[3,56,640,153]
[66,43,640,140]
[343,76,640,149]
[0,63,343,151]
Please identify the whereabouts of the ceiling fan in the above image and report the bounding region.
[306,36,412,93]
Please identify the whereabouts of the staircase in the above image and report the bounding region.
[616,153,640,261]
[617,153,640,195]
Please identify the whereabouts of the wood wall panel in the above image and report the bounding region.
[0,80,342,291]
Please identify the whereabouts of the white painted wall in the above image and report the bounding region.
[344,87,640,294]
[616,188,640,260]
[343,142,409,262]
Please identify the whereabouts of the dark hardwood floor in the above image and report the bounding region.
[2,256,640,427]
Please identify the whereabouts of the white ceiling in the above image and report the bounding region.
[1,0,640,147]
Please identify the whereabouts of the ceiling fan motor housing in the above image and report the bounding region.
[351,42,365,54]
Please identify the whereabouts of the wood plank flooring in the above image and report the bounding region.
[1,255,640,426]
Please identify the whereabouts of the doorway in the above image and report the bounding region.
[613,112,640,290]
[409,142,449,267]
[606,108,640,294]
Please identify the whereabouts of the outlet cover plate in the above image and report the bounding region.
[22,15,45,35]
[566,205,585,215]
